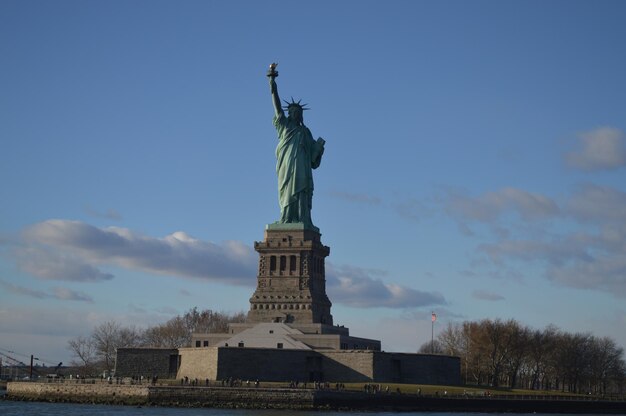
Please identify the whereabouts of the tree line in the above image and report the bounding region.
[69,310,625,395]
[67,307,245,376]
[420,318,626,395]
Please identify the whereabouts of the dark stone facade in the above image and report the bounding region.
[209,348,460,384]
[114,348,178,379]
[117,346,461,385]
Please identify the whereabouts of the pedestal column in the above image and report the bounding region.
[247,225,333,325]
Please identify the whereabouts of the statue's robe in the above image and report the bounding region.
[273,113,324,227]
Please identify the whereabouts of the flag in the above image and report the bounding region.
[431,312,437,322]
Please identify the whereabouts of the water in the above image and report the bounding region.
[0,400,605,416]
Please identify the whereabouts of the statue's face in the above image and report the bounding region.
[289,108,303,123]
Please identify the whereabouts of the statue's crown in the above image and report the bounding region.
[283,97,309,112]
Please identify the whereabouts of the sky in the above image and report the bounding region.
[1,0,626,367]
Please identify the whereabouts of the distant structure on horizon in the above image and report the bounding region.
[115,65,460,384]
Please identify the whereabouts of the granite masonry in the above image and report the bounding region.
[115,227,461,385]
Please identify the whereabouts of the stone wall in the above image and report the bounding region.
[320,351,375,381]
[117,346,461,385]
[6,382,314,408]
[373,352,461,385]
[191,333,230,347]
[176,347,219,380]
[7,381,148,404]
[9,382,624,412]
[148,385,316,409]
[292,333,340,349]
[114,348,178,378]
[175,347,460,384]
[214,347,312,381]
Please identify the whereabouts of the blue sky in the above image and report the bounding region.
[2,0,626,366]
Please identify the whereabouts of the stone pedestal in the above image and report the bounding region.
[247,224,333,325]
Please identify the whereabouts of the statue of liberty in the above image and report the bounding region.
[267,63,325,230]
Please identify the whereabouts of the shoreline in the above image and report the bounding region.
[5,382,626,413]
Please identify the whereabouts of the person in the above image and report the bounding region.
[268,65,325,229]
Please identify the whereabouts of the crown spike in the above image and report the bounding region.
[280,97,310,111]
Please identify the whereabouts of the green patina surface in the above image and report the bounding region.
[266,222,319,233]
[268,65,325,231]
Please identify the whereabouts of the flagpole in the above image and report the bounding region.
[431,311,435,353]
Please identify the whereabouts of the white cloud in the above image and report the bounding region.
[448,182,626,297]
[11,219,443,309]
[443,187,559,223]
[477,201,626,297]
[566,127,626,171]
[547,250,626,296]
[479,238,588,266]
[479,233,626,297]
[0,279,93,302]
[567,184,626,224]
[18,220,257,285]
[0,279,48,299]
[327,264,446,308]
[51,287,94,302]
[14,245,114,282]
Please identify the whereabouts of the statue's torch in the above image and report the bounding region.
[267,63,278,78]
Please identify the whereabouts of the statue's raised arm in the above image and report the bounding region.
[267,63,283,117]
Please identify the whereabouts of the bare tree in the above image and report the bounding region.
[503,321,530,388]
[117,325,142,347]
[142,317,189,348]
[141,308,247,348]
[438,322,466,356]
[92,321,120,373]
[418,339,444,354]
[431,318,625,393]
[91,320,142,374]
[181,307,246,334]
[589,337,624,395]
[555,332,593,393]
[67,335,97,376]
[474,318,518,387]
[526,325,558,390]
